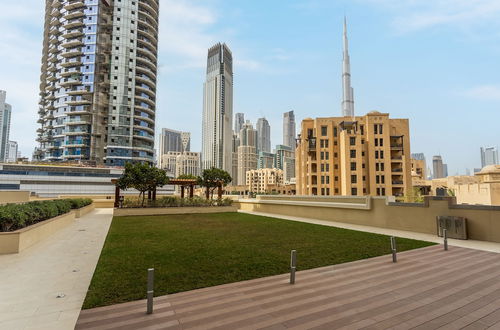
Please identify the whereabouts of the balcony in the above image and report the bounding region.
[64,1,85,11]
[392,180,404,185]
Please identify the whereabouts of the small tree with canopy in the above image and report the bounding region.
[116,162,169,206]
[197,167,232,199]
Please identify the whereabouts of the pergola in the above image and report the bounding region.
[168,179,197,198]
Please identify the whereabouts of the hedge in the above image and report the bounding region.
[122,196,233,208]
[0,198,92,232]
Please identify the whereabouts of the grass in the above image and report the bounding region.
[83,212,435,309]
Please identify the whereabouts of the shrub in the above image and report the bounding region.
[120,196,232,208]
[0,198,93,232]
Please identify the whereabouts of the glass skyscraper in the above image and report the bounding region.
[201,43,233,173]
[34,0,159,166]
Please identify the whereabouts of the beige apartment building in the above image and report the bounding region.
[296,111,411,197]
[411,158,426,180]
[237,146,257,185]
[246,168,284,194]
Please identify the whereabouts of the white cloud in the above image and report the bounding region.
[465,85,500,101]
[359,0,500,33]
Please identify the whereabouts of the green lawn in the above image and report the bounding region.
[83,212,435,309]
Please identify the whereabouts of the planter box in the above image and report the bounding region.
[0,211,76,254]
[114,205,238,217]
[75,203,95,218]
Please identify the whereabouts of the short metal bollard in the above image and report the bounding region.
[147,268,154,314]
[443,229,448,251]
[290,250,297,284]
[390,236,397,263]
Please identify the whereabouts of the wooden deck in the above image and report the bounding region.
[76,245,500,329]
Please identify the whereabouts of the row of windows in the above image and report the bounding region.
[375,150,384,159]
[374,138,384,147]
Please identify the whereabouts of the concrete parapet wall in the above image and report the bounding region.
[0,212,76,254]
[235,196,500,243]
[75,203,95,218]
[0,191,31,204]
[114,206,238,217]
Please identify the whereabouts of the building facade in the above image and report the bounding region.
[6,141,18,163]
[258,151,275,169]
[0,163,173,197]
[158,128,190,168]
[256,117,271,153]
[34,0,159,166]
[296,112,411,197]
[432,155,445,179]
[283,110,296,149]
[236,121,258,185]
[246,168,284,194]
[234,113,244,134]
[275,144,295,183]
[0,91,12,162]
[175,152,200,178]
[201,43,233,173]
[481,146,499,167]
[411,153,426,180]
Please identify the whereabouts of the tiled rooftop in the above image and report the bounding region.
[76,245,500,329]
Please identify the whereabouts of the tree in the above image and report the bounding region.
[197,167,232,199]
[116,162,169,206]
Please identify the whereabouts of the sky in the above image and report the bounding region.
[1,0,499,174]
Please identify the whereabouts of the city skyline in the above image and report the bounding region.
[1,1,499,173]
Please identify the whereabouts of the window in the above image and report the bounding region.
[379,138,384,147]
[321,126,328,136]
[350,137,356,146]
[376,175,380,184]
[379,124,383,134]
[382,188,386,195]
[334,164,338,169]
[350,150,356,158]
[333,127,337,137]
[374,124,378,134]
[375,138,378,147]
[350,162,356,171]
[375,150,379,159]
[376,163,379,171]
[351,175,357,183]
[351,188,358,196]
[360,125,364,135]
[320,140,324,148]
[335,188,339,193]
[334,141,338,146]
[377,188,380,196]
[362,151,365,156]
[381,163,385,171]
[335,176,338,181]
[321,164,324,172]
[321,176,325,184]
[363,176,366,181]
[326,164,330,171]
[380,150,384,159]
[326,188,330,195]
[334,152,338,158]
[326,176,330,184]
[381,175,385,184]
[362,163,366,169]
[320,152,324,160]
[324,140,329,148]
[325,152,329,160]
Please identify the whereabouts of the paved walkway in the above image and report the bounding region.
[76,245,500,329]
[0,208,113,330]
[239,210,500,253]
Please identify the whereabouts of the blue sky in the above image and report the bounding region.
[1,0,499,174]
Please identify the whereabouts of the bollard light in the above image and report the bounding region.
[390,237,397,263]
[443,229,448,251]
[290,250,297,284]
[147,268,154,314]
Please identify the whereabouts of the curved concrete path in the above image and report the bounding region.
[0,208,113,330]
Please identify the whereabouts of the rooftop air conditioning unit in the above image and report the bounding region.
[436,216,468,240]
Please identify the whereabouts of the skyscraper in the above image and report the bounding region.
[0,90,12,162]
[256,117,271,153]
[433,155,445,179]
[341,17,355,117]
[34,0,159,166]
[275,144,295,183]
[481,146,499,167]
[201,43,233,173]
[234,113,245,134]
[158,128,190,169]
[6,141,18,163]
[283,110,296,149]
